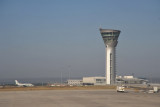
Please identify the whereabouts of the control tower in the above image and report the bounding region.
[99,28,121,85]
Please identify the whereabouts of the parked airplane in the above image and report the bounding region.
[15,80,34,87]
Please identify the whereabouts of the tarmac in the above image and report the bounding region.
[0,90,160,107]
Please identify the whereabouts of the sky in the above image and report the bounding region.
[0,0,160,79]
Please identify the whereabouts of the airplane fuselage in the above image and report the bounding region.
[15,80,34,87]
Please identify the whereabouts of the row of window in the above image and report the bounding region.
[96,79,106,83]
[101,32,119,36]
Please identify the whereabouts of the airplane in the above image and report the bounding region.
[15,80,34,87]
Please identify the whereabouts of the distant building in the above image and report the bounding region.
[123,76,134,79]
[67,80,83,86]
[67,76,148,86]
[116,76,148,84]
[83,77,106,85]
[82,76,148,85]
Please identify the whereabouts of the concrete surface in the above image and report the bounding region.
[0,90,160,107]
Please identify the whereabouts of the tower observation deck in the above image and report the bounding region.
[99,28,121,85]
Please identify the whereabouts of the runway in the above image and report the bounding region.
[0,90,160,107]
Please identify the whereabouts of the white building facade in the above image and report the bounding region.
[83,77,106,85]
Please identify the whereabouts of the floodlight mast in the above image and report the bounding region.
[99,28,121,85]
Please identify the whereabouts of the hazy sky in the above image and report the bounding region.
[0,0,160,79]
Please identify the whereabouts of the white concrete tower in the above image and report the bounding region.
[99,29,121,85]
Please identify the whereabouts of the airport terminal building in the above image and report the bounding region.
[116,76,148,85]
[83,77,106,85]
[67,76,148,86]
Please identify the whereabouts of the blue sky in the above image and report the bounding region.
[0,0,160,79]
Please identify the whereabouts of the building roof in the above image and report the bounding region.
[99,28,121,33]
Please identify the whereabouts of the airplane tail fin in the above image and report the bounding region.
[15,80,19,85]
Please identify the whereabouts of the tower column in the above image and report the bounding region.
[106,45,115,84]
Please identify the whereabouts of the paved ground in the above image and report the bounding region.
[0,90,160,107]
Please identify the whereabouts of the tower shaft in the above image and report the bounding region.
[106,45,116,84]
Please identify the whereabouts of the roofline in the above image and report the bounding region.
[99,28,121,33]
